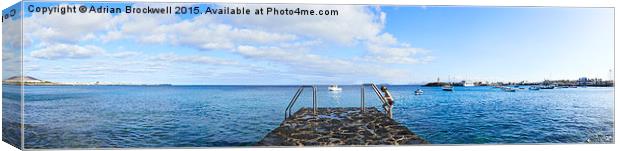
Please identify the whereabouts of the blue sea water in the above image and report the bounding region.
[11,85,614,148]
[2,85,22,148]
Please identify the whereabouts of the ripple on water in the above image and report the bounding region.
[20,86,615,148]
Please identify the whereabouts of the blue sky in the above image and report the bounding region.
[8,2,614,85]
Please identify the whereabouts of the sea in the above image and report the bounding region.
[1,85,614,148]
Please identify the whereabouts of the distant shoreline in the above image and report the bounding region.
[424,80,614,87]
[2,83,614,87]
[0,75,614,87]
[1,82,173,86]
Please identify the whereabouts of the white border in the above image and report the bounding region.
[1,0,617,151]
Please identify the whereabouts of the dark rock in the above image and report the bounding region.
[256,107,429,146]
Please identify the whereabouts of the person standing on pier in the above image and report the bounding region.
[381,86,394,119]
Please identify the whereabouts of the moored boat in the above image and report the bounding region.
[415,89,424,95]
[328,85,342,91]
[540,85,555,89]
[442,85,454,91]
[462,81,475,87]
[502,87,516,92]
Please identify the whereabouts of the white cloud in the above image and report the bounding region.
[224,4,385,45]
[107,51,142,58]
[361,33,432,64]
[100,31,123,43]
[99,14,297,50]
[24,4,117,44]
[221,4,431,65]
[2,17,25,49]
[22,3,433,84]
[89,4,408,53]
[30,44,105,60]
[25,4,431,62]
[1,50,21,79]
[149,53,239,66]
[234,45,413,84]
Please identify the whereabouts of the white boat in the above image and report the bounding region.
[328,85,342,91]
[415,89,423,95]
[462,81,475,87]
[528,86,540,90]
[442,85,453,91]
[540,85,555,89]
[502,87,516,92]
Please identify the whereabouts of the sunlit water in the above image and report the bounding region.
[12,85,613,148]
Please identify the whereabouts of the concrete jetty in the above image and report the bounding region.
[257,107,428,146]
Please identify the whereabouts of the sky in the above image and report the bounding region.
[4,2,614,85]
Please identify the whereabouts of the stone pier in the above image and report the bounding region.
[257,107,428,146]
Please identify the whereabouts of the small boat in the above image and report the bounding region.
[502,87,516,92]
[528,86,540,90]
[463,81,475,87]
[442,85,454,91]
[540,85,555,89]
[570,86,578,88]
[415,89,423,95]
[328,85,342,91]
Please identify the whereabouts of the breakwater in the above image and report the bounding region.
[257,107,428,146]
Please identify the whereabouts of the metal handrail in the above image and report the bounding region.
[284,87,304,118]
[360,83,388,112]
[370,83,388,104]
[360,86,365,112]
[284,85,317,119]
[284,83,386,119]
